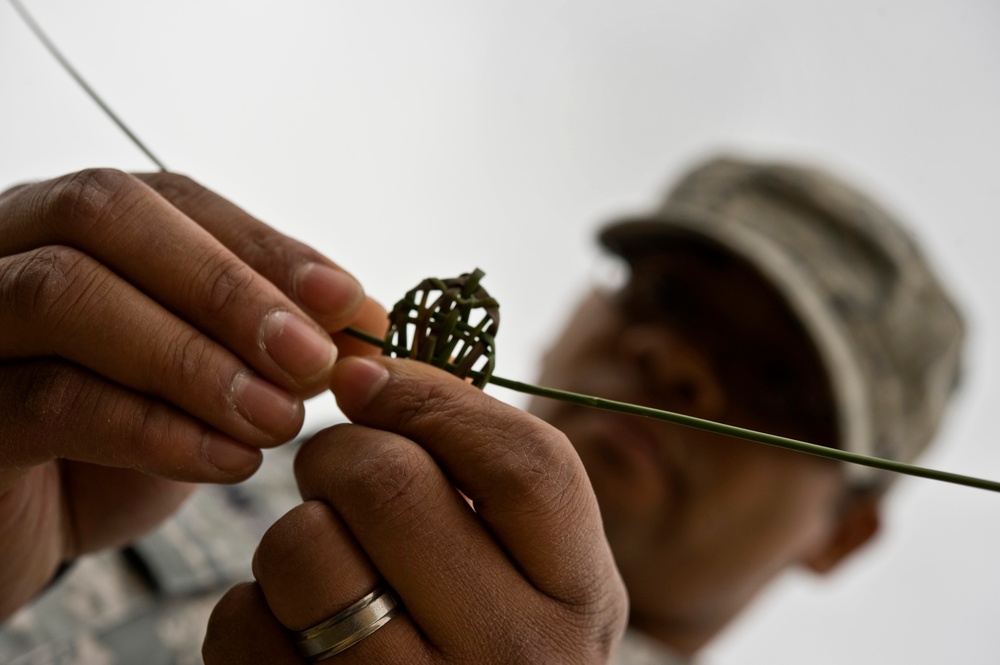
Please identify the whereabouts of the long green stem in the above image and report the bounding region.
[343,326,1000,493]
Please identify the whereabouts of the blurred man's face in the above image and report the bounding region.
[530,243,856,654]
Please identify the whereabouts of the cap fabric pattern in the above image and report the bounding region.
[600,156,965,487]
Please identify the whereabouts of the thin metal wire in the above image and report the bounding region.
[7,0,169,172]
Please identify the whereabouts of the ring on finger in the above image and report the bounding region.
[293,583,402,660]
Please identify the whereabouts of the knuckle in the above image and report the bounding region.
[482,416,581,513]
[348,436,436,527]
[119,399,191,473]
[511,444,578,511]
[555,581,630,663]
[601,584,632,655]
[549,553,630,661]
[141,171,211,209]
[43,168,140,237]
[392,379,465,436]
[192,250,259,320]
[253,502,328,576]
[292,424,348,477]
[2,246,104,326]
[203,582,262,661]
[140,171,315,283]
[8,362,91,436]
[153,326,216,391]
[385,379,584,515]
[240,230,313,278]
[229,224,273,264]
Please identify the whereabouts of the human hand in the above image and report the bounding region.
[204,356,628,664]
[0,169,386,619]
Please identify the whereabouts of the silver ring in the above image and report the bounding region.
[293,584,401,660]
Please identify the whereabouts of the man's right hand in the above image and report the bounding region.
[0,168,385,620]
[204,357,629,664]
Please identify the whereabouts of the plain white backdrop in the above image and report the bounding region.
[2,1,999,662]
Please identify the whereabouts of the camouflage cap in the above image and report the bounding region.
[599,155,965,487]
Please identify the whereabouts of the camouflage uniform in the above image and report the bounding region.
[0,443,301,665]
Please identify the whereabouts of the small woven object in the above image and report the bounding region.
[383,268,500,388]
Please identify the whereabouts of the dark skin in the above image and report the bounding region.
[0,169,387,620]
[204,357,629,664]
[529,244,880,656]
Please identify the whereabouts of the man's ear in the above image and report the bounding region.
[804,492,881,574]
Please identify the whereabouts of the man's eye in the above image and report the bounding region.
[653,276,700,319]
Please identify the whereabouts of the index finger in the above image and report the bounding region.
[133,171,390,357]
[132,172,369,334]
[328,355,616,604]
[0,169,336,393]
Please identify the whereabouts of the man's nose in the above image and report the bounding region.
[617,324,727,419]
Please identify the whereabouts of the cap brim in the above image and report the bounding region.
[599,213,727,259]
[597,206,875,477]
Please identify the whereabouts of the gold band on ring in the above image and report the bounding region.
[293,584,401,660]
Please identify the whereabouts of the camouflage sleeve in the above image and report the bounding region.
[0,443,304,665]
[0,549,221,665]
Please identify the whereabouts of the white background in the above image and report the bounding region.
[2,1,999,662]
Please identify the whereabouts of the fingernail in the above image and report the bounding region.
[232,372,303,437]
[295,263,364,320]
[335,357,390,407]
[261,310,337,381]
[202,432,262,474]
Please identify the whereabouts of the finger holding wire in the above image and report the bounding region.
[0,171,338,396]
